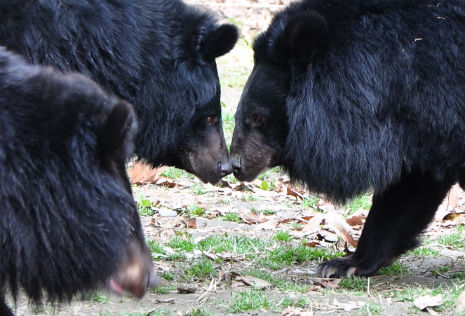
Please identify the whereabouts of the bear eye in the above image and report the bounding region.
[206,116,218,125]
[250,113,262,124]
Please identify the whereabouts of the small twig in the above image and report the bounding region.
[367,277,371,296]
[196,277,217,304]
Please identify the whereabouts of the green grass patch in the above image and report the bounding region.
[241,194,258,202]
[338,276,368,292]
[218,198,232,205]
[147,240,165,255]
[251,208,277,216]
[356,302,383,315]
[346,194,372,215]
[190,184,207,195]
[166,237,196,252]
[431,266,450,277]
[184,258,217,279]
[452,271,465,280]
[136,195,154,216]
[198,235,272,256]
[227,290,272,313]
[262,244,341,270]
[244,269,310,293]
[438,225,465,250]
[408,247,440,257]
[378,262,408,276]
[162,167,195,179]
[223,212,242,223]
[223,174,239,184]
[161,271,174,281]
[301,196,319,209]
[188,204,206,216]
[188,308,213,316]
[273,231,294,242]
[280,296,309,308]
[153,285,177,294]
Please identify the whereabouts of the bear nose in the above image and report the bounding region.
[218,161,232,176]
[231,156,242,174]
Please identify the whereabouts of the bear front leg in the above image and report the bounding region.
[0,296,13,316]
[318,169,453,278]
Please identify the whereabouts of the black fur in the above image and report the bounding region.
[231,0,465,277]
[0,0,238,184]
[0,47,154,316]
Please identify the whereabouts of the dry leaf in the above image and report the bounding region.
[325,213,358,247]
[237,275,271,289]
[231,280,245,289]
[413,295,442,311]
[332,298,365,311]
[318,230,338,242]
[346,209,367,226]
[257,219,280,230]
[287,186,304,200]
[282,307,313,316]
[128,161,163,184]
[312,278,340,289]
[155,177,176,188]
[238,210,268,224]
[436,184,462,221]
[184,217,197,229]
[301,214,324,234]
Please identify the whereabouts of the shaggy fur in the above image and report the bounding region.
[231,0,465,277]
[0,47,154,316]
[0,0,238,184]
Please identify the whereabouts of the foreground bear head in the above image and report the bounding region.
[0,47,156,316]
[231,0,465,278]
[0,0,239,184]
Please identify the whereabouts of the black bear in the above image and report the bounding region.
[0,0,239,184]
[0,47,156,316]
[230,0,465,277]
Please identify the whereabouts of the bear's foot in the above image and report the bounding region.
[316,255,393,278]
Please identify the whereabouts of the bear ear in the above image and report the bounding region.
[97,100,137,160]
[199,24,239,61]
[283,11,328,63]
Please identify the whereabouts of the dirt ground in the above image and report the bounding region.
[6,1,465,316]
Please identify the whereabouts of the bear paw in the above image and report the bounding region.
[317,257,358,278]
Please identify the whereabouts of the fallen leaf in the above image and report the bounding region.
[282,307,313,316]
[287,186,304,200]
[313,278,341,289]
[413,295,442,311]
[325,213,358,247]
[318,230,338,242]
[332,298,365,311]
[237,275,271,290]
[128,161,163,184]
[238,210,268,224]
[257,219,280,230]
[436,184,462,221]
[155,177,176,188]
[184,217,197,229]
[346,209,367,226]
[231,280,245,289]
[301,214,324,234]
